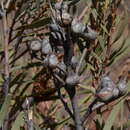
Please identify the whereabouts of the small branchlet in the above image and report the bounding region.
[29,1,98,129]
[82,75,127,124]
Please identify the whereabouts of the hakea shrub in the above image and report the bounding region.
[1,0,129,129]
[28,1,128,130]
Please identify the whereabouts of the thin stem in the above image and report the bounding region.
[53,74,65,85]
[66,87,83,130]
[5,0,11,9]
[76,48,87,75]
[2,9,10,130]
[81,94,127,125]
[3,11,10,97]
[81,99,98,124]
[53,78,74,120]
[78,6,89,21]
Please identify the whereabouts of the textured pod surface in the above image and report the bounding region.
[117,77,127,95]
[112,88,119,98]
[41,38,52,55]
[100,75,116,89]
[71,56,78,69]
[71,18,85,34]
[30,39,41,51]
[66,74,79,86]
[61,12,72,25]
[96,87,113,102]
[48,54,59,68]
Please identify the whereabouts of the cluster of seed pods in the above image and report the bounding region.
[29,1,97,87]
[29,1,127,103]
[96,75,127,102]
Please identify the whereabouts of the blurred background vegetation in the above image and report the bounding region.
[0,0,130,130]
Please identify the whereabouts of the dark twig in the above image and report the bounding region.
[2,9,10,98]
[66,86,83,130]
[81,93,127,125]
[1,5,10,130]
[81,99,98,124]
[53,76,74,120]
[53,74,65,85]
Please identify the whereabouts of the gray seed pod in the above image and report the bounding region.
[41,38,52,55]
[100,75,116,89]
[112,88,119,98]
[62,12,72,25]
[71,56,78,69]
[57,11,72,26]
[30,39,41,52]
[71,18,85,34]
[66,74,79,86]
[48,54,59,68]
[83,25,97,40]
[71,19,97,40]
[117,77,127,96]
[49,24,59,32]
[43,56,49,67]
[96,87,113,102]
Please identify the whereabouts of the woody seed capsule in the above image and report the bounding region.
[30,39,41,51]
[41,38,52,55]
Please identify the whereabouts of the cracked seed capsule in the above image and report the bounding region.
[48,54,59,68]
[30,39,41,52]
[112,88,119,98]
[66,74,79,86]
[61,12,72,25]
[117,77,127,96]
[41,38,52,55]
[96,87,113,102]
[71,19,97,40]
[57,11,72,26]
[71,56,78,69]
[100,75,116,89]
[71,18,85,35]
